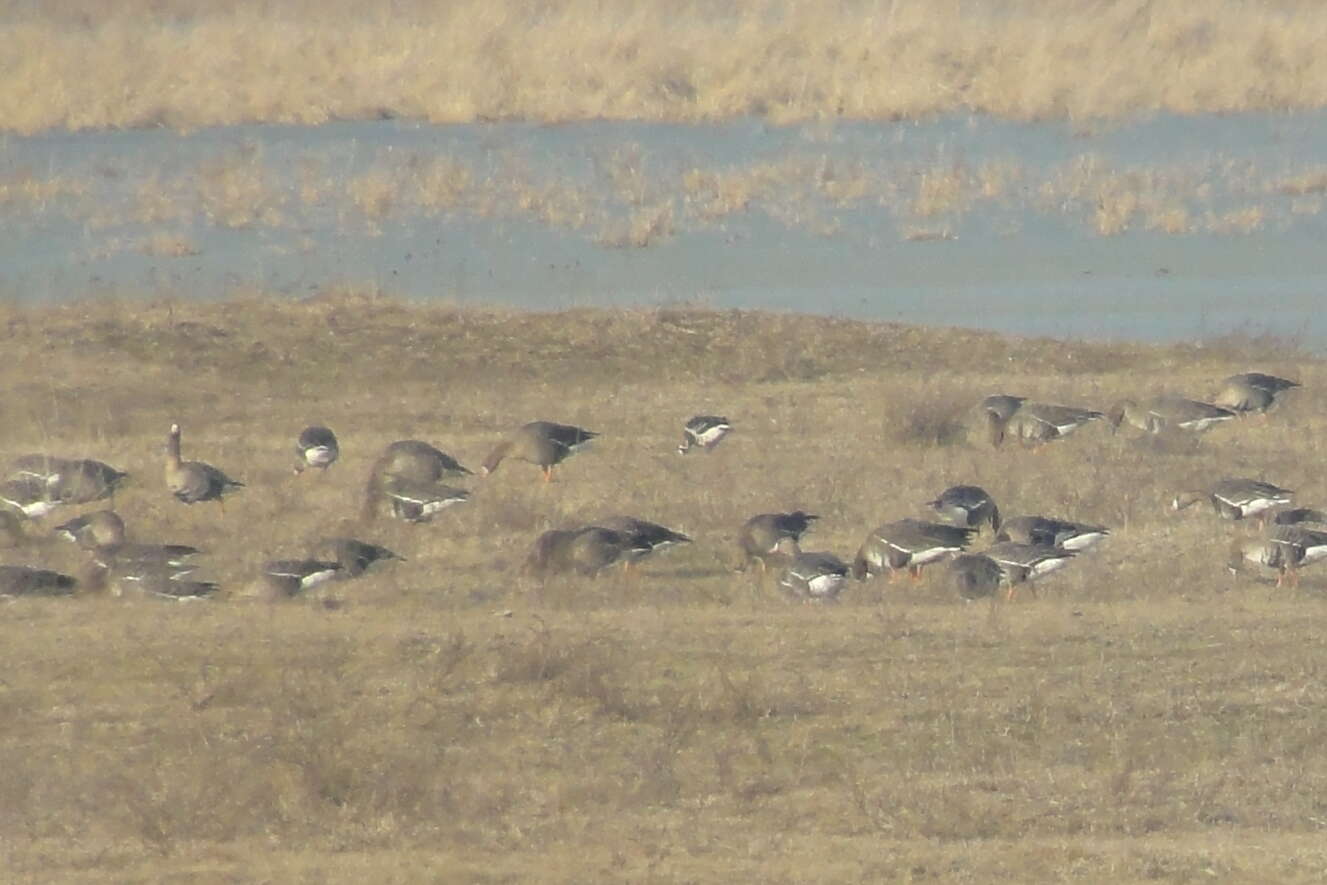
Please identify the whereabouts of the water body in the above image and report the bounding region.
[1,113,1324,347]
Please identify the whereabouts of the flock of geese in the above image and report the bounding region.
[0,371,1317,604]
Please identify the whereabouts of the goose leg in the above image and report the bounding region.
[542,466,553,484]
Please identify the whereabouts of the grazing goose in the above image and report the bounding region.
[525,526,647,577]
[362,439,471,520]
[1214,373,1300,415]
[53,510,202,572]
[82,561,217,600]
[947,553,1016,601]
[775,540,849,603]
[294,425,339,474]
[987,403,1104,449]
[1228,526,1327,588]
[851,519,976,581]
[1108,396,1237,434]
[924,485,1000,532]
[995,516,1110,551]
[164,424,244,508]
[319,537,404,578]
[594,516,692,570]
[0,476,60,519]
[8,455,128,504]
[1273,508,1327,527]
[1172,478,1293,524]
[0,565,77,597]
[260,559,343,599]
[481,421,598,483]
[983,541,1076,600]
[1269,526,1327,587]
[738,511,819,573]
[678,415,732,454]
[379,476,470,523]
[980,395,1027,422]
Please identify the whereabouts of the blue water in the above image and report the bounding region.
[1,114,1325,347]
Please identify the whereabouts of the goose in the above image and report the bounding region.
[995,516,1110,551]
[678,415,731,454]
[1172,478,1293,524]
[947,552,1016,601]
[379,476,470,523]
[983,541,1076,600]
[1227,527,1327,589]
[81,561,217,600]
[164,424,244,508]
[737,511,818,573]
[481,421,598,482]
[851,519,975,581]
[53,510,202,572]
[525,526,647,577]
[1108,396,1237,434]
[0,476,60,519]
[775,540,849,603]
[980,395,1026,422]
[1214,373,1300,415]
[362,439,471,520]
[294,425,339,474]
[0,564,77,597]
[260,559,343,599]
[593,516,692,570]
[987,403,1104,449]
[319,537,404,578]
[1273,508,1327,527]
[8,455,128,505]
[924,485,1000,532]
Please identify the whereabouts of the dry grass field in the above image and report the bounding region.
[4,0,1327,133]
[1,294,1326,880]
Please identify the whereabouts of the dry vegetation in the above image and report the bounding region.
[3,0,1327,134]
[2,294,1327,880]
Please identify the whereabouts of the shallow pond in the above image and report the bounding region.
[1,113,1324,347]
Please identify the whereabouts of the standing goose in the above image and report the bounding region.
[0,565,77,597]
[164,424,244,509]
[319,537,404,578]
[362,439,471,521]
[593,516,692,571]
[737,511,819,573]
[776,540,849,603]
[259,558,343,599]
[987,403,1104,449]
[525,526,647,577]
[1172,478,1293,524]
[379,475,470,523]
[1214,373,1300,415]
[53,510,202,572]
[1228,526,1327,589]
[851,519,976,581]
[678,415,732,454]
[983,541,1077,600]
[481,421,599,483]
[1108,396,1237,434]
[995,516,1110,551]
[924,485,1000,532]
[294,425,339,474]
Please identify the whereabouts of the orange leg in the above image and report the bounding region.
[542,466,553,483]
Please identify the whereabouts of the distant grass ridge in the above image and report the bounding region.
[3,0,1327,133]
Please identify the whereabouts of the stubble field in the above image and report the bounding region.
[0,295,1325,880]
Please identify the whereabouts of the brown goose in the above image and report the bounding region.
[294,425,339,474]
[481,421,599,483]
[947,553,1012,601]
[81,560,218,600]
[593,516,691,571]
[678,415,732,454]
[53,510,202,573]
[165,424,244,509]
[1108,396,1237,434]
[1172,478,1293,524]
[379,476,470,523]
[987,403,1104,449]
[776,541,849,603]
[995,516,1110,551]
[737,511,818,573]
[525,526,648,577]
[362,440,471,520]
[982,541,1076,601]
[980,395,1027,422]
[0,565,77,597]
[259,558,343,599]
[9,455,128,506]
[1213,373,1300,415]
[318,537,404,578]
[924,485,1000,532]
[851,519,975,581]
[1228,526,1327,588]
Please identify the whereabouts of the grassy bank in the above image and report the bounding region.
[2,295,1326,880]
[3,1,1327,134]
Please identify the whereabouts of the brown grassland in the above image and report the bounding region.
[4,0,1327,134]
[1,293,1327,880]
